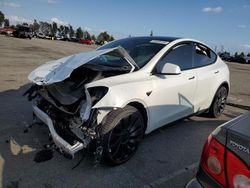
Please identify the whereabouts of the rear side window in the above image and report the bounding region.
[156,43,193,71]
[194,44,216,67]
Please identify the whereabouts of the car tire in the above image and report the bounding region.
[209,86,228,118]
[100,105,144,165]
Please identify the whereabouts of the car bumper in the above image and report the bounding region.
[186,167,224,188]
[32,105,85,158]
[186,178,203,188]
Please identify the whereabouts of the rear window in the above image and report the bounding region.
[194,44,217,67]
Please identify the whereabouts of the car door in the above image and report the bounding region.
[192,43,219,111]
[146,43,197,132]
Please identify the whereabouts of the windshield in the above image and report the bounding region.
[87,52,131,69]
[98,37,167,68]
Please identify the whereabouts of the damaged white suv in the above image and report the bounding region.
[25,36,229,165]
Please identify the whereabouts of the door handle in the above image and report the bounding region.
[188,76,195,80]
[214,70,219,74]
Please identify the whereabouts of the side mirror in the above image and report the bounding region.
[160,63,181,75]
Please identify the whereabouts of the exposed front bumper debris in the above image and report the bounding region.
[32,105,86,157]
[25,82,110,159]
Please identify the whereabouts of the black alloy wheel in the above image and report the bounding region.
[210,86,228,118]
[101,106,144,165]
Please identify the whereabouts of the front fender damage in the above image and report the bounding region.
[24,83,124,162]
[25,47,137,162]
[24,84,116,162]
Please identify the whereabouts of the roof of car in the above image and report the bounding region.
[123,36,180,43]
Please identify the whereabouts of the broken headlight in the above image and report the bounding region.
[88,86,109,106]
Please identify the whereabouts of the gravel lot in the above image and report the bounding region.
[0,35,249,188]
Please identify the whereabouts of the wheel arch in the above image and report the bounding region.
[220,81,230,93]
[209,81,230,109]
[127,101,148,133]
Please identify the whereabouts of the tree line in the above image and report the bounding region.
[220,51,250,58]
[0,10,114,43]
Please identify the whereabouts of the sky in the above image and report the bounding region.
[0,0,250,54]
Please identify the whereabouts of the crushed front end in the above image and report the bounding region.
[24,47,135,159]
[24,84,108,158]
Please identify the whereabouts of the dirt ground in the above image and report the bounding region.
[0,35,97,92]
[0,35,249,188]
[227,62,250,106]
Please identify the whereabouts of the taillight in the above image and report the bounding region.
[200,135,227,186]
[227,150,250,188]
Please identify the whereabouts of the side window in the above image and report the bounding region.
[156,43,193,72]
[194,44,216,67]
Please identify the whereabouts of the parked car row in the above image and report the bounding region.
[12,25,32,39]
[220,54,250,64]
[32,32,97,45]
[0,28,98,45]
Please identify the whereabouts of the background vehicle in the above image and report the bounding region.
[0,27,16,36]
[80,39,93,45]
[36,33,45,39]
[44,35,52,40]
[219,52,232,62]
[244,57,250,64]
[233,56,246,64]
[26,36,230,165]
[69,37,79,43]
[12,25,32,39]
[186,111,250,188]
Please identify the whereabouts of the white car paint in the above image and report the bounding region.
[29,38,230,135]
[194,59,229,111]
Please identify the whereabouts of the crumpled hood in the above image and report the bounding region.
[28,47,137,85]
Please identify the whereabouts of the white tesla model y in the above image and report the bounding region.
[25,36,229,165]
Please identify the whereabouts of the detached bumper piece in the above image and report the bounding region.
[32,105,85,158]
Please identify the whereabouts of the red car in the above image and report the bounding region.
[0,27,16,35]
[79,39,93,45]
